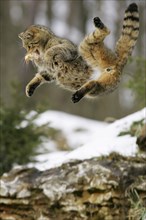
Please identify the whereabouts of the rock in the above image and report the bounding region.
[136,124,146,152]
[0,154,146,220]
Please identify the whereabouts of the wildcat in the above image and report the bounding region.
[19,3,139,103]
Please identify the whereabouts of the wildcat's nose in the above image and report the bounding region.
[18,32,24,39]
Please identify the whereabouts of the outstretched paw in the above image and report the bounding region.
[25,85,34,97]
[72,91,84,103]
[93,17,104,29]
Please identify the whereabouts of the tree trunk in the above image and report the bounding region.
[0,154,146,220]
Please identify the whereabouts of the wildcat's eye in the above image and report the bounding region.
[106,68,111,72]
[26,32,33,39]
[26,36,31,39]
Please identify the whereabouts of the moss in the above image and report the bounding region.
[118,119,144,137]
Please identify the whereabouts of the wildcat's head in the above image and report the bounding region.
[18,25,54,52]
[19,25,55,63]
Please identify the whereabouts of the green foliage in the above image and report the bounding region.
[0,82,71,176]
[127,57,146,106]
[0,83,47,176]
[129,189,146,220]
[0,103,44,175]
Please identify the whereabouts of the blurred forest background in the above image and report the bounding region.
[0,0,146,120]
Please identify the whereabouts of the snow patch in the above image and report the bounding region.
[29,108,145,171]
[35,110,106,149]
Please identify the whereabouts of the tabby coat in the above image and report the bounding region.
[19,3,139,103]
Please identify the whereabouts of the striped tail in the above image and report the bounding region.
[115,3,139,68]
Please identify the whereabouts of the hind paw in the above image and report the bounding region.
[93,17,104,29]
[72,91,84,103]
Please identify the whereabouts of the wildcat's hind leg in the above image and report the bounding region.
[93,17,105,29]
[79,17,111,69]
[72,18,112,103]
[72,80,103,103]
[79,16,110,49]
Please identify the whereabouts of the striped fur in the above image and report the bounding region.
[115,3,139,68]
[19,3,139,103]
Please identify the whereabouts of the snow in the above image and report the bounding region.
[28,108,145,171]
[34,110,107,149]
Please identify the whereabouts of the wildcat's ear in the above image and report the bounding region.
[18,32,24,39]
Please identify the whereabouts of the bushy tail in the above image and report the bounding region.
[115,3,139,68]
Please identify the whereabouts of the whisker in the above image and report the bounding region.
[19,57,30,70]
[17,40,24,49]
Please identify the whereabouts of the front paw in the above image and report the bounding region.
[25,84,34,97]
[72,91,84,103]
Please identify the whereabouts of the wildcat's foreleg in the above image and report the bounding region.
[26,72,54,97]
